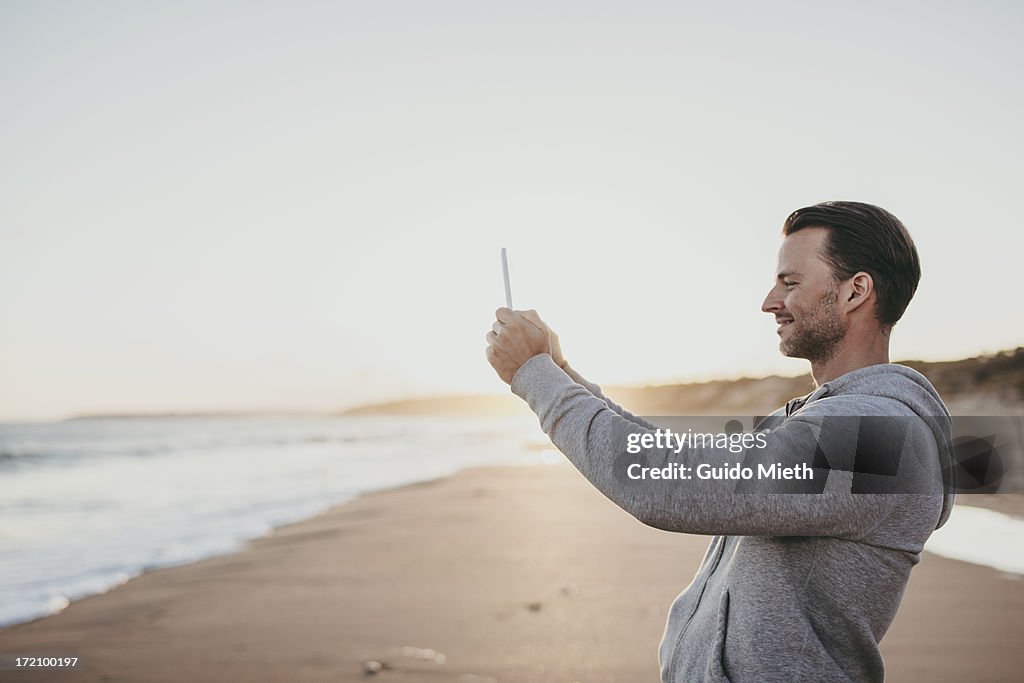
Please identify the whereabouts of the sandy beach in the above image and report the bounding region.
[1,463,1022,682]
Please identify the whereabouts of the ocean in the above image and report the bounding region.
[0,414,550,628]
[1,415,1020,629]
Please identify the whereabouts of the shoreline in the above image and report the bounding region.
[2,464,1023,681]
[3,472,1021,635]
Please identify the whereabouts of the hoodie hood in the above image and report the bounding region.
[797,363,955,529]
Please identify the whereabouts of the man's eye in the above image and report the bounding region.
[784,281,798,288]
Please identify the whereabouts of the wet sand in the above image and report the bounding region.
[1,464,1022,682]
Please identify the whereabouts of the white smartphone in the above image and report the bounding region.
[501,247,513,308]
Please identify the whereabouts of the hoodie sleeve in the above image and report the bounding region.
[561,362,659,431]
[511,353,922,539]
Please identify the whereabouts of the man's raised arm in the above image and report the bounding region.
[509,352,942,539]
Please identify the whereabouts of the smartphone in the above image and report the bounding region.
[501,247,513,308]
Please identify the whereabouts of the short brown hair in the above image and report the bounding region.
[783,201,921,327]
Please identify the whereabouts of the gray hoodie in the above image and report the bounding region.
[510,354,953,682]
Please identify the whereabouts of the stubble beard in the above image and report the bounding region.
[780,288,845,364]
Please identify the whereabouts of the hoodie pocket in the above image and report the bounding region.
[705,588,732,682]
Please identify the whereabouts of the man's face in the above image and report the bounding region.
[761,227,846,363]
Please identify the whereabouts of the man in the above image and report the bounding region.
[485,201,953,682]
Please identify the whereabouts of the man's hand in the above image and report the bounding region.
[546,323,567,370]
[485,308,553,384]
[520,310,568,369]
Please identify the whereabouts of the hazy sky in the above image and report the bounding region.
[2,1,1022,420]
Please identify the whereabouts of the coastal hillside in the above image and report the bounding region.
[344,347,1024,417]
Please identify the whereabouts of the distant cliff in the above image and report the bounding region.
[343,347,1024,417]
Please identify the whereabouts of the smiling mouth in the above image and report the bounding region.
[776,319,794,333]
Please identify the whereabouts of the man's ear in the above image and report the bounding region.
[845,272,874,312]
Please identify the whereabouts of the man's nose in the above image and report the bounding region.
[762,289,782,314]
